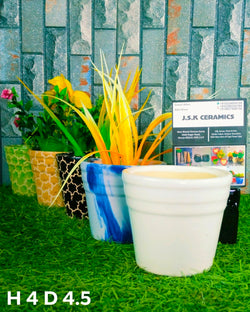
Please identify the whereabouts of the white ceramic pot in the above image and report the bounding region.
[122,165,232,276]
[80,159,164,243]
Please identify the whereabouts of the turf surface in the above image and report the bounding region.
[0,185,249,311]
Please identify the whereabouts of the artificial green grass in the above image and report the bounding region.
[0,185,249,312]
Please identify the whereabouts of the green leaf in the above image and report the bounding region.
[7,103,17,108]
[60,87,67,98]
[11,87,18,98]
[54,85,60,94]
[43,95,49,105]
[24,100,33,111]
[100,120,111,150]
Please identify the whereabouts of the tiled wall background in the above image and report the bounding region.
[0,0,250,193]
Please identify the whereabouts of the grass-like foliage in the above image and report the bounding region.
[19,51,172,166]
[89,51,172,165]
[16,75,101,156]
[0,185,249,311]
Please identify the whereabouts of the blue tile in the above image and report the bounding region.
[120,56,140,110]
[241,30,250,85]
[70,56,91,95]
[193,0,216,27]
[162,131,173,165]
[216,56,239,98]
[0,29,20,81]
[245,0,250,27]
[0,0,19,27]
[142,0,165,28]
[167,0,191,54]
[191,29,215,86]
[95,0,117,29]
[140,87,163,135]
[142,29,164,84]
[46,28,67,83]
[190,87,213,100]
[22,0,43,53]
[217,0,243,56]
[70,0,92,55]
[165,56,188,109]
[22,55,44,110]
[93,85,104,101]
[45,0,67,27]
[94,30,116,84]
[248,123,250,145]
[118,0,140,54]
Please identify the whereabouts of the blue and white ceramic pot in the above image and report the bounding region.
[81,159,132,243]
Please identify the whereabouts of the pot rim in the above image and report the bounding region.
[122,165,232,188]
[4,144,29,150]
[82,158,165,167]
[29,150,67,155]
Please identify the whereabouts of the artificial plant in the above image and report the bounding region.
[20,51,172,166]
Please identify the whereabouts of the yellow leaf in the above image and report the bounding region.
[71,90,92,109]
[48,74,74,97]
[140,120,172,165]
[134,113,172,165]
[67,101,112,164]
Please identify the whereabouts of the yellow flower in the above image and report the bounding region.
[71,90,92,109]
[48,74,92,109]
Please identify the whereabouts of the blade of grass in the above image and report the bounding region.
[140,119,172,165]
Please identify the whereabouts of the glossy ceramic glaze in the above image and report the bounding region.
[4,145,36,196]
[29,150,65,207]
[122,165,232,276]
[57,153,88,219]
[81,160,132,243]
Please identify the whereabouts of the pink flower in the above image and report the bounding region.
[1,89,14,100]
[14,117,20,128]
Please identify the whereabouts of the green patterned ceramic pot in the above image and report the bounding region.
[4,145,36,196]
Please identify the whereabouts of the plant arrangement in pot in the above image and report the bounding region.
[1,85,82,205]
[237,150,244,165]
[2,86,73,205]
[45,77,103,218]
[232,151,238,164]
[77,54,172,243]
[1,87,37,196]
[62,53,172,243]
[24,76,100,209]
[12,75,99,208]
[20,51,172,243]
